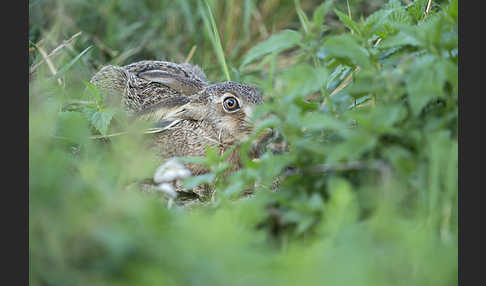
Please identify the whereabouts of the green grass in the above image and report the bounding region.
[29,0,457,285]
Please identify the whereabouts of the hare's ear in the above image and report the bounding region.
[137,99,207,122]
[138,70,205,95]
[161,101,207,122]
[136,96,190,121]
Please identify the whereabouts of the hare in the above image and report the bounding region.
[90,60,271,199]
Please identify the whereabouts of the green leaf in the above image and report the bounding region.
[83,81,103,105]
[384,0,412,24]
[241,30,302,68]
[334,9,362,36]
[294,0,310,34]
[301,112,348,131]
[312,0,335,28]
[325,132,377,164]
[379,30,421,48]
[406,56,448,116]
[321,34,371,69]
[364,0,411,37]
[83,107,116,135]
[405,0,428,22]
[280,64,328,97]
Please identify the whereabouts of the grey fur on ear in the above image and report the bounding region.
[165,102,207,122]
[138,70,205,95]
[135,96,190,121]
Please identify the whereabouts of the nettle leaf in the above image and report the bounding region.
[405,0,428,22]
[83,107,116,135]
[406,55,448,116]
[321,34,371,69]
[364,0,412,38]
[280,64,328,98]
[84,81,103,105]
[383,0,412,24]
[325,131,378,164]
[364,8,394,36]
[388,14,455,54]
[240,30,302,68]
[350,104,406,134]
[312,0,335,28]
[334,9,362,36]
[379,29,421,48]
[301,112,348,132]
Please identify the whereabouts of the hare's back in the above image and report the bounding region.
[123,60,209,84]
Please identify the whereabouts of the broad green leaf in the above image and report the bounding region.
[280,64,328,97]
[83,107,116,135]
[241,30,302,68]
[334,9,362,36]
[405,0,428,22]
[313,0,335,28]
[325,132,377,164]
[301,112,348,131]
[384,0,412,25]
[379,30,421,48]
[321,34,371,69]
[83,81,103,104]
[406,56,448,116]
[364,0,411,37]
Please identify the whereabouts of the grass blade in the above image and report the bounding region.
[53,46,93,80]
[200,0,231,81]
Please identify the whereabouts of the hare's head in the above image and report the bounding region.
[155,81,263,144]
[198,81,262,140]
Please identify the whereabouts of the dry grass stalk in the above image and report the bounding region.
[35,44,63,86]
[185,45,197,63]
[30,32,82,74]
[424,0,433,19]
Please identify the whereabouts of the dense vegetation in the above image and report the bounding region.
[29,0,457,285]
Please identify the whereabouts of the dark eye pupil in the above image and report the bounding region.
[227,99,235,106]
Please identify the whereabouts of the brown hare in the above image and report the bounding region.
[90,60,271,201]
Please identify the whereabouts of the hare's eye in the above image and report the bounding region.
[223,96,240,112]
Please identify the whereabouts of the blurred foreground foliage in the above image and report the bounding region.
[29,0,457,285]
